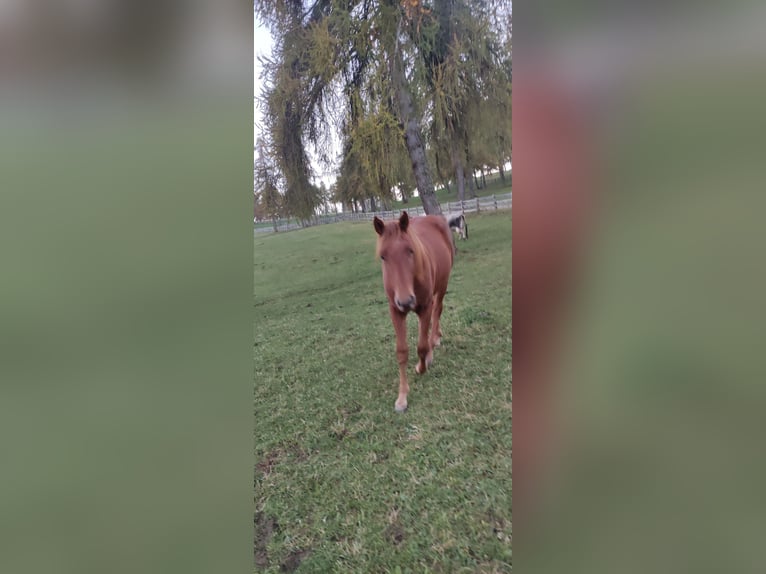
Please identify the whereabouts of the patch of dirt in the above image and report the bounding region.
[330,427,349,441]
[385,522,405,546]
[340,403,363,418]
[486,509,511,544]
[385,509,406,547]
[254,512,279,570]
[255,450,281,480]
[256,444,310,481]
[289,443,310,462]
[280,549,311,572]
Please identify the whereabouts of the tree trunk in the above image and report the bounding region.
[481,168,486,189]
[473,171,480,191]
[455,162,466,202]
[390,45,441,215]
[468,169,477,198]
[272,216,278,233]
[443,180,452,195]
[499,163,506,184]
[370,196,377,212]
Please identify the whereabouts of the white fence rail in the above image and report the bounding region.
[255,192,511,234]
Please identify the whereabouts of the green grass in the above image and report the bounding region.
[254,212,512,573]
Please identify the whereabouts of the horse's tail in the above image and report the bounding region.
[463,215,468,239]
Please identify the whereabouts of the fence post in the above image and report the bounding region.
[493,194,497,210]
[476,197,480,213]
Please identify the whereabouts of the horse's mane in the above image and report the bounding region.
[408,224,427,283]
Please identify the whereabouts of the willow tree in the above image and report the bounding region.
[461,52,512,192]
[489,11,512,184]
[417,0,511,201]
[257,15,326,223]
[256,0,447,215]
[254,137,284,231]
[335,103,417,210]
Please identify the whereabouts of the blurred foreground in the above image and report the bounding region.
[0,3,253,573]
[513,3,766,572]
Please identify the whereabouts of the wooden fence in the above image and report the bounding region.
[255,192,512,234]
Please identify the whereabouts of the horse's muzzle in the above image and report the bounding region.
[395,294,416,312]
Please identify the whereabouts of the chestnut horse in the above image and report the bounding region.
[373,211,454,412]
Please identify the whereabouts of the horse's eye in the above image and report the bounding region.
[407,248,414,255]
[380,255,386,261]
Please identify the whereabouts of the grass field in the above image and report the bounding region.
[254,211,512,572]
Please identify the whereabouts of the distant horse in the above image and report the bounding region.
[445,213,468,240]
[373,211,455,412]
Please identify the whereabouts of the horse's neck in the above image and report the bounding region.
[412,238,432,285]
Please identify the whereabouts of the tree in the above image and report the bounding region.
[255,0,510,215]
[419,0,511,201]
[254,137,283,232]
[386,8,441,214]
[485,5,512,183]
[255,0,444,214]
[318,182,330,214]
[335,101,418,211]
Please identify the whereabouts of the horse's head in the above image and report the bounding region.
[374,211,423,312]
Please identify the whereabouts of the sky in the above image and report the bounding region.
[253,17,273,156]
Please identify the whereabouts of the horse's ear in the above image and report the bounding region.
[399,211,409,232]
[373,217,385,236]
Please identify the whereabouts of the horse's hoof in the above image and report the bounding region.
[415,362,426,374]
[394,401,408,413]
[433,337,441,348]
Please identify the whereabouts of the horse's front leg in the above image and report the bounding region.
[415,304,433,375]
[389,306,410,413]
[430,292,444,349]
